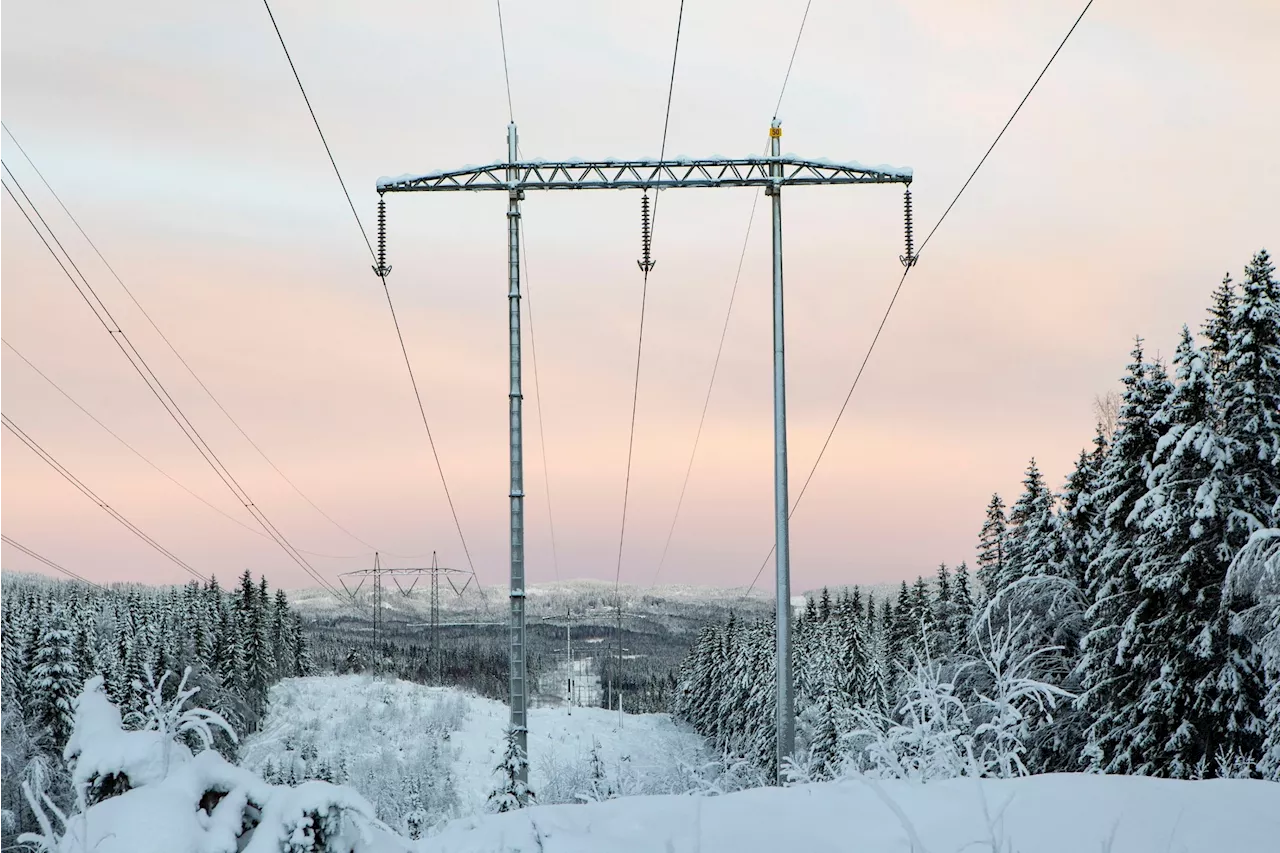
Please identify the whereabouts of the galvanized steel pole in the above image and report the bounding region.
[506,121,529,780]
[768,118,794,780]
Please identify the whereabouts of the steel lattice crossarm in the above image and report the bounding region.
[376,155,912,193]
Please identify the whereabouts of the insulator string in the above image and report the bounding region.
[637,191,655,274]
[373,196,391,278]
[899,187,917,268]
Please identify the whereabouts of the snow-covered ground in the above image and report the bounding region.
[34,675,1280,852]
[240,676,706,831]
[430,773,1280,853]
[539,654,604,709]
[238,677,1280,853]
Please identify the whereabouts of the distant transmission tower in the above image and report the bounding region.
[340,552,471,680]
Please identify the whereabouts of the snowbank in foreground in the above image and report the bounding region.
[429,773,1280,853]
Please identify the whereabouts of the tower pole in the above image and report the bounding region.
[768,118,794,780]
[431,552,441,684]
[506,121,529,780]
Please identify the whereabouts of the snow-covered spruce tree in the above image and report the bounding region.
[1204,273,1238,378]
[736,619,778,773]
[835,593,870,709]
[1060,426,1108,590]
[487,727,535,812]
[932,564,956,657]
[70,617,97,691]
[29,606,79,748]
[2,604,32,711]
[291,612,312,676]
[1220,250,1280,544]
[272,589,293,680]
[1078,340,1173,773]
[976,493,1008,603]
[998,459,1058,593]
[809,695,841,781]
[1123,328,1266,776]
[908,576,936,656]
[951,563,976,644]
[973,454,1091,771]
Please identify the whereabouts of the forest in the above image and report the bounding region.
[675,249,1280,781]
[0,570,310,845]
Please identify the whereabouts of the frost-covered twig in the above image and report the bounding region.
[124,667,237,778]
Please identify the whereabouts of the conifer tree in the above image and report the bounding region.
[248,577,275,705]
[810,695,840,780]
[976,494,1007,600]
[951,562,975,644]
[1079,340,1173,772]
[291,612,311,676]
[1203,274,1237,378]
[1220,250,1280,541]
[909,576,935,655]
[1060,429,1107,589]
[1,608,26,708]
[30,606,80,745]
[487,727,535,812]
[933,564,955,656]
[71,617,97,688]
[1000,459,1057,591]
[1123,328,1266,775]
[803,595,818,627]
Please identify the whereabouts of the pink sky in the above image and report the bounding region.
[2,0,1278,593]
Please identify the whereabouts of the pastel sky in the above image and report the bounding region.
[2,1,1277,593]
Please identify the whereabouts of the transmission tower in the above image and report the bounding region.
[340,552,471,680]
[376,122,912,783]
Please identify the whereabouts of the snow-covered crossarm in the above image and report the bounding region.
[376,156,912,193]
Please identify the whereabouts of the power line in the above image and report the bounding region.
[1,122,381,559]
[613,0,688,609]
[1,338,364,560]
[743,0,1096,596]
[257,1,483,590]
[2,413,210,584]
[647,0,687,238]
[258,0,374,260]
[376,282,483,592]
[1,535,107,592]
[916,1,1094,257]
[650,189,763,587]
[2,339,260,541]
[773,0,813,119]
[2,171,352,606]
[651,0,810,586]
[518,219,561,580]
[495,0,515,123]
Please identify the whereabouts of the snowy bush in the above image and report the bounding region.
[240,677,465,834]
[22,675,414,853]
[849,615,1073,781]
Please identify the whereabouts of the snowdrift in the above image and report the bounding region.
[430,773,1280,853]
